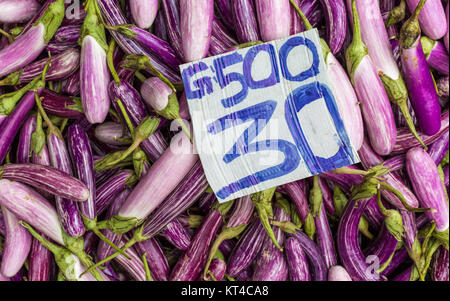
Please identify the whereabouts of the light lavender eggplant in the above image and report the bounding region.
[255,0,291,42]
[180,0,214,62]
[0,0,41,23]
[94,122,131,146]
[406,147,449,232]
[130,0,159,29]
[28,235,52,281]
[406,0,447,40]
[320,0,347,54]
[0,0,65,78]
[421,36,449,75]
[0,207,32,277]
[328,265,352,281]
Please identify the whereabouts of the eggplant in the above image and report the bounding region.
[320,0,347,54]
[346,0,397,156]
[421,36,449,76]
[136,238,170,281]
[203,257,226,281]
[0,0,65,78]
[0,207,32,277]
[130,0,159,29]
[231,0,260,43]
[94,122,131,146]
[400,0,442,136]
[406,147,449,232]
[16,114,36,164]
[285,236,310,281]
[215,0,234,29]
[40,88,84,119]
[255,0,291,42]
[445,3,449,52]
[328,265,352,281]
[62,70,80,96]
[0,48,80,86]
[291,0,323,34]
[28,235,52,281]
[432,246,449,281]
[154,10,168,41]
[314,194,338,268]
[0,0,41,23]
[113,237,147,281]
[427,130,449,165]
[160,0,184,60]
[54,25,80,44]
[180,0,214,62]
[160,219,192,251]
[406,0,447,40]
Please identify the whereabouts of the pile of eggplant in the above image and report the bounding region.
[0,0,448,281]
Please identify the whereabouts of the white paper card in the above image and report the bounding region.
[180,29,360,203]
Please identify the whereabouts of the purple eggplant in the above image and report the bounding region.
[160,0,183,60]
[169,200,234,281]
[154,10,168,41]
[28,236,52,281]
[67,124,96,221]
[160,219,192,251]
[0,48,80,86]
[40,88,84,119]
[406,147,449,232]
[54,25,80,44]
[0,0,65,78]
[16,114,36,164]
[432,246,449,281]
[0,207,32,277]
[113,237,147,281]
[328,265,352,281]
[427,130,449,165]
[445,3,449,52]
[62,70,80,96]
[400,0,442,136]
[314,194,338,268]
[290,0,323,35]
[421,36,449,76]
[285,236,311,281]
[136,238,170,281]
[180,0,214,62]
[255,0,291,42]
[364,225,399,271]
[0,90,39,164]
[231,0,260,43]
[346,0,397,156]
[94,122,131,146]
[406,0,447,40]
[0,163,90,202]
[0,0,41,23]
[130,0,159,29]
[319,0,347,54]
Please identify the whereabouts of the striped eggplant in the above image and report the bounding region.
[285,237,310,281]
[231,0,260,43]
[427,130,449,165]
[0,0,41,23]
[406,147,449,232]
[16,114,35,164]
[421,36,449,75]
[62,70,80,96]
[320,0,347,54]
[0,207,32,277]
[400,0,442,136]
[406,0,447,40]
[328,265,352,281]
[0,48,80,86]
[160,0,183,60]
[160,219,192,251]
[291,0,323,35]
[432,246,449,281]
[79,1,110,124]
[215,0,234,29]
[28,235,52,281]
[54,25,80,44]
[180,0,214,62]
[314,193,338,268]
[40,89,84,119]
[255,0,291,42]
[94,122,131,146]
[154,9,168,41]
[113,237,146,281]
[130,0,159,29]
[0,0,64,78]
[346,0,397,156]
[136,238,170,281]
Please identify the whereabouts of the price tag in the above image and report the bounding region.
[180,29,360,203]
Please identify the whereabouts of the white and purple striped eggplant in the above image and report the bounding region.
[346,0,397,156]
[406,147,449,232]
[0,0,41,23]
[406,0,447,40]
[285,236,311,281]
[130,0,159,29]
[180,0,214,62]
[94,122,131,146]
[79,1,110,124]
[255,0,291,42]
[319,0,347,54]
[0,207,32,277]
[421,36,449,76]
[231,0,261,43]
[0,0,64,78]
[400,0,442,136]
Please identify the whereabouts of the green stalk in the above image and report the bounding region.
[107,39,121,84]
[141,253,152,281]
[385,0,406,27]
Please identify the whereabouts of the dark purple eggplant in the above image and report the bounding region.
[136,238,170,281]
[159,219,192,251]
[39,89,83,119]
[231,0,260,43]
[285,237,311,281]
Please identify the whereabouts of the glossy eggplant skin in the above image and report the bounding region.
[0,0,41,23]
[16,114,36,164]
[406,147,449,232]
[40,89,84,119]
[406,0,447,40]
[255,0,291,42]
[285,237,311,281]
[136,238,170,281]
[432,246,449,281]
[320,0,347,54]
[231,0,260,43]
[328,265,352,281]
[130,0,159,29]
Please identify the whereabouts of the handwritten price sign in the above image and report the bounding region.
[180,29,360,203]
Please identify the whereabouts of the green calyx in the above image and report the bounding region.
[271,220,301,235]
[132,147,149,179]
[66,97,84,113]
[290,203,303,229]
[251,187,282,251]
[99,214,144,234]
[182,214,204,228]
[79,0,108,50]
[9,26,23,37]
[420,36,436,58]
[94,151,133,172]
[399,0,426,49]
[350,177,378,201]
[304,212,316,240]
[34,0,65,43]
[346,0,369,82]
[333,185,348,218]
[441,152,449,166]
[212,199,235,216]
[0,76,42,115]
[203,223,247,280]
[385,0,406,27]
[114,24,138,40]
[30,112,46,157]
[376,190,404,242]
[155,93,180,120]
[0,69,23,86]
[309,176,323,217]
[274,193,291,216]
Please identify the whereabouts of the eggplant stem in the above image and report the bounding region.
[115,98,135,138]
[18,221,60,255]
[107,39,121,84]
[175,118,192,143]
[398,102,427,149]
[289,0,313,30]
[141,252,152,281]
[143,60,176,93]
[134,71,147,83]
[379,182,430,212]
[92,228,131,260]
[0,28,14,43]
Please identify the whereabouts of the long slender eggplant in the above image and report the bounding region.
[314,191,338,268]
[285,236,310,281]
[113,237,146,281]
[28,235,52,281]
[255,0,291,42]
[170,200,234,281]
[79,0,110,124]
[54,25,80,44]
[406,0,447,40]
[319,0,347,54]
[291,0,323,34]
[94,122,131,146]
[130,0,159,29]
[231,0,260,43]
[16,114,36,164]
[0,0,41,23]
[400,0,442,136]
[160,219,192,251]
[136,238,170,281]
[180,0,214,62]
[0,0,64,78]
[427,131,449,165]
[421,36,449,76]
[62,70,80,96]
[345,0,397,156]
[432,246,449,281]
[40,88,83,119]
[406,147,449,232]
[0,207,32,277]
[0,48,80,86]
[154,10,168,41]
[160,0,183,60]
